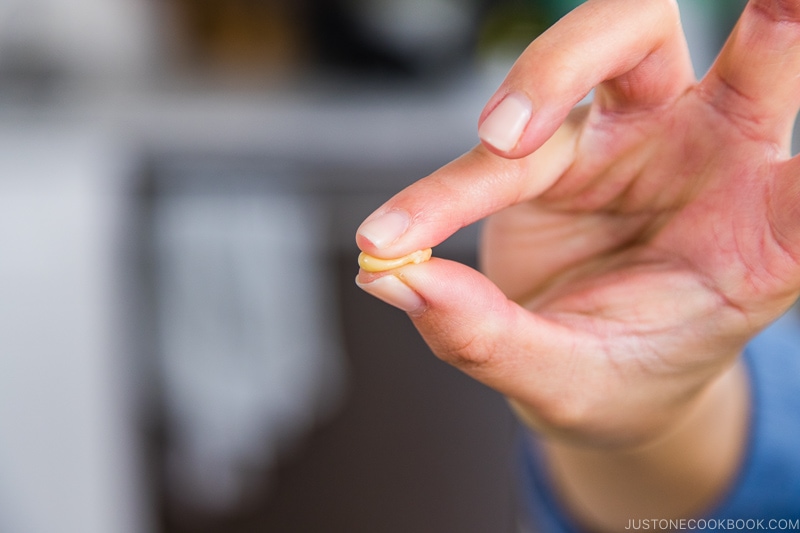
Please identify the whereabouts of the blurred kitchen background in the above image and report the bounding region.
[0,1,753,532]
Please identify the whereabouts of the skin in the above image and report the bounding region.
[356,0,800,529]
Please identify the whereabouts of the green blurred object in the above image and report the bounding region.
[477,1,548,57]
[476,0,593,58]
[477,0,750,59]
[537,0,584,21]
[533,0,749,27]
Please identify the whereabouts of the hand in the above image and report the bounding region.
[356,0,800,522]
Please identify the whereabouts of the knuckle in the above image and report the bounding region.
[749,0,800,24]
[434,330,499,370]
[661,0,681,18]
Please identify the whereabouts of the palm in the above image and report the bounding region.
[485,90,796,331]
[480,87,800,442]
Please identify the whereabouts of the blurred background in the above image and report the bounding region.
[0,1,752,532]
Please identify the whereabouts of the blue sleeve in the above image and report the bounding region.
[518,311,800,531]
[706,312,800,518]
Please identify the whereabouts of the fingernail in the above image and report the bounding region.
[478,92,532,153]
[357,211,410,249]
[356,275,426,314]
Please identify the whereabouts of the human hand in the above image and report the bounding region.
[355,0,800,450]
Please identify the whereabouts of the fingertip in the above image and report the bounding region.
[478,92,533,155]
[356,210,411,251]
[355,273,427,315]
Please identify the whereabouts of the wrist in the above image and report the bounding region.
[528,360,750,531]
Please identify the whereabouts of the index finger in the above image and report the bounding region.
[356,0,690,257]
[355,116,579,258]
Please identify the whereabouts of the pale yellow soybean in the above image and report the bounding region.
[358,248,433,273]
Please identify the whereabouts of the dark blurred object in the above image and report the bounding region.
[307,0,414,77]
[308,0,489,78]
[0,43,61,103]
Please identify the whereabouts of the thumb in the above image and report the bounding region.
[357,258,523,370]
[355,258,591,426]
[355,258,704,443]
